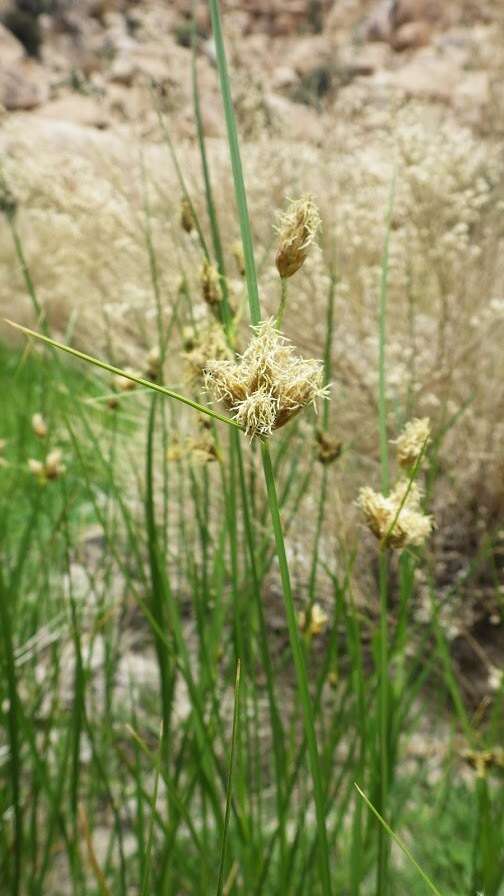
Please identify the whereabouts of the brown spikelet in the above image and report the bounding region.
[275,196,321,279]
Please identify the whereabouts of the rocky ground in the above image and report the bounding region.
[0,0,502,142]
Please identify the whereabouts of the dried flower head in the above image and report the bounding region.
[358,478,433,549]
[180,197,194,234]
[145,347,161,381]
[32,413,48,439]
[393,417,431,468]
[28,448,66,483]
[275,196,321,279]
[113,368,139,392]
[298,602,329,637]
[231,240,245,277]
[461,747,504,779]
[183,323,232,383]
[204,318,328,438]
[0,181,17,220]
[315,430,342,465]
[200,258,222,308]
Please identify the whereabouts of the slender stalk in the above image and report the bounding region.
[208,0,261,326]
[355,785,446,896]
[376,173,396,896]
[208,1,333,889]
[4,320,240,430]
[260,443,333,896]
[276,278,288,328]
[216,661,241,896]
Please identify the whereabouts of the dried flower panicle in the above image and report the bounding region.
[32,412,48,439]
[145,347,161,381]
[180,197,195,234]
[298,602,329,637]
[275,196,321,279]
[316,430,342,465]
[461,747,504,779]
[167,421,219,465]
[231,240,245,277]
[28,448,66,483]
[0,438,7,468]
[205,318,328,439]
[200,258,222,308]
[394,417,431,468]
[183,323,232,383]
[113,368,139,392]
[358,479,433,549]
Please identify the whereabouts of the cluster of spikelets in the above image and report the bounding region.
[183,323,232,383]
[297,602,329,637]
[358,418,433,549]
[204,318,328,438]
[275,196,321,279]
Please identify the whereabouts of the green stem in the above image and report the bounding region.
[276,278,288,328]
[260,442,333,896]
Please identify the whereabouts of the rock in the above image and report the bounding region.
[390,0,442,28]
[0,62,48,110]
[271,65,298,91]
[377,53,460,102]
[286,35,333,78]
[453,71,490,127]
[265,92,326,144]
[341,41,391,76]
[362,0,394,43]
[109,53,135,86]
[35,94,109,129]
[0,21,24,65]
[392,20,432,50]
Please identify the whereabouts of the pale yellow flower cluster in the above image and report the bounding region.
[205,318,328,438]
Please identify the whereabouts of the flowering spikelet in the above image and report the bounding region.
[28,448,66,482]
[275,196,321,279]
[315,429,342,465]
[298,602,329,637]
[183,323,232,383]
[393,417,431,468]
[145,347,161,381]
[358,478,433,549]
[32,413,48,439]
[204,318,328,438]
[180,197,194,234]
[113,368,139,392]
[200,258,221,308]
[231,240,245,276]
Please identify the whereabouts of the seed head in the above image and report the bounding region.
[275,196,321,279]
[231,240,245,277]
[298,602,329,637]
[205,318,328,438]
[358,479,433,549]
[393,417,431,468]
[180,197,195,234]
[28,448,66,483]
[32,413,48,439]
[183,323,232,383]
[200,258,221,308]
[145,347,161,381]
[315,430,342,465]
[113,368,139,392]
